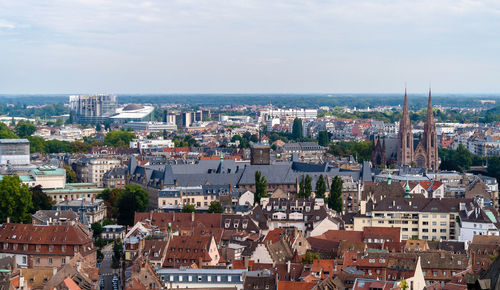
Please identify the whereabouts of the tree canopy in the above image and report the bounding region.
[317,131,329,147]
[104,130,136,147]
[30,185,54,213]
[292,118,303,140]
[315,175,327,198]
[0,123,18,139]
[254,170,267,205]
[329,141,373,162]
[298,175,312,198]
[116,185,149,226]
[0,175,33,223]
[14,121,36,138]
[328,176,343,213]
[182,204,196,213]
[439,144,484,172]
[207,201,223,213]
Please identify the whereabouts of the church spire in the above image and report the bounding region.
[398,86,413,166]
[426,87,433,124]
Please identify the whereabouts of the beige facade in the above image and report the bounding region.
[88,158,121,187]
[353,210,457,241]
[159,194,217,209]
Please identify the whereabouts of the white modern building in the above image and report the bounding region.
[261,108,317,120]
[123,121,177,133]
[157,268,246,289]
[129,138,174,152]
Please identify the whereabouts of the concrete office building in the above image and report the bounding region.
[0,139,30,166]
[69,94,117,123]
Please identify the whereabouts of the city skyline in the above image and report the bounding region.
[1,0,500,94]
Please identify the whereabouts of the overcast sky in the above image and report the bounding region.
[1,0,499,94]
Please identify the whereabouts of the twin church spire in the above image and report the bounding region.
[397,87,438,171]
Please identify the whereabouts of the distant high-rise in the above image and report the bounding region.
[69,94,117,124]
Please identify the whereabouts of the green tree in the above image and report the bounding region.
[301,251,320,264]
[64,165,77,183]
[91,222,103,238]
[30,185,53,213]
[102,218,115,226]
[0,175,33,223]
[254,170,267,205]
[315,175,327,198]
[182,204,196,213]
[14,121,37,138]
[317,131,329,147]
[207,201,223,213]
[487,156,500,183]
[70,141,91,153]
[45,140,72,153]
[0,123,18,139]
[328,141,373,162]
[292,118,303,140]
[112,240,123,269]
[27,136,46,153]
[96,124,102,132]
[55,118,64,127]
[116,185,149,226]
[104,130,136,147]
[97,188,122,219]
[327,176,343,212]
[298,175,312,198]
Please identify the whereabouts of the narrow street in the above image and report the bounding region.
[98,244,121,290]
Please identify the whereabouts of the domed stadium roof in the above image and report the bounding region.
[122,104,144,111]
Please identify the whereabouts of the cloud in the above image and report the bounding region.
[0,0,499,93]
[0,19,15,29]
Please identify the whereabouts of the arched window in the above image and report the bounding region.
[431,135,435,147]
[406,134,410,148]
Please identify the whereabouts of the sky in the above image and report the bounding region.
[1,0,500,94]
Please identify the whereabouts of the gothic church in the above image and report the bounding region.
[397,89,438,171]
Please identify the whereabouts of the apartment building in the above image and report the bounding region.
[354,198,473,241]
[88,157,121,187]
[158,185,231,210]
[0,223,96,269]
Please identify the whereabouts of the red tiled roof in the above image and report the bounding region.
[278,281,316,290]
[63,278,82,290]
[232,259,255,270]
[363,227,400,243]
[264,228,285,244]
[163,147,190,153]
[0,223,91,245]
[163,235,216,267]
[314,230,363,243]
[311,259,335,277]
[420,181,443,191]
[134,212,221,232]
